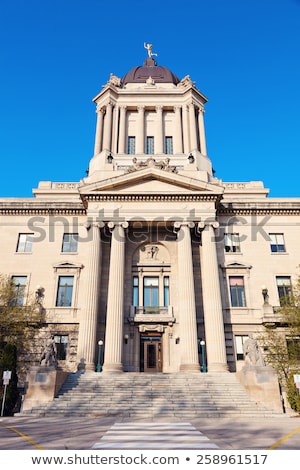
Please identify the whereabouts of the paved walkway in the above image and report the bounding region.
[0,415,300,450]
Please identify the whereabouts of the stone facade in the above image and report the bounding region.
[0,53,299,379]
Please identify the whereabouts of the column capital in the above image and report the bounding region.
[107,221,129,231]
[174,221,195,231]
[197,220,219,231]
[84,219,105,231]
[96,105,105,114]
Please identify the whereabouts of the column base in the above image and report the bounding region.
[102,363,124,373]
[179,363,201,373]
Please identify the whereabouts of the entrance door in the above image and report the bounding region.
[141,335,162,372]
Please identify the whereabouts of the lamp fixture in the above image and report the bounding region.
[188,153,194,164]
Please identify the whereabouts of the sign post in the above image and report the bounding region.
[1,370,12,417]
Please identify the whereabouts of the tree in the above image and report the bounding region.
[0,274,43,414]
[0,274,43,348]
[261,274,300,412]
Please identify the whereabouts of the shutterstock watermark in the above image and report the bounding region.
[23,211,292,245]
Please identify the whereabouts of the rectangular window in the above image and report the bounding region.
[56,276,74,307]
[11,275,27,306]
[235,335,248,360]
[224,233,241,253]
[229,276,246,307]
[62,234,78,253]
[146,136,154,154]
[54,335,68,360]
[128,136,136,154]
[163,276,169,307]
[133,276,139,307]
[143,277,159,307]
[165,136,173,155]
[276,276,292,305]
[16,234,33,253]
[269,233,286,253]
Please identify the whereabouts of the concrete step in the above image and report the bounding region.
[20,371,284,418]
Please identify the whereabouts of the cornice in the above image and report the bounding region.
[82,193,222,203]
[218,204,300,216]
[0,202,86,216]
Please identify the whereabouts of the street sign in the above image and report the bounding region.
[2,370,12,381]
[1,371,12,417]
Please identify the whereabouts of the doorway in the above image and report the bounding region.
[140,334,162,372]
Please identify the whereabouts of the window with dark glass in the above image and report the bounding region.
[276,276,292,305]
[224,233,241,253]
[163,276,169,307]
[56,276,74,307]
[133,276,139,306]
[146,136,154,154]
[143,277,159,307]
[54,335,68,360]
[165,136,173,154]
[269,233,286,253]
[229,276,246,307]
[62,234,78,253]
[128,136,136,154]
[11,275,27,306]
[16,234,33,253]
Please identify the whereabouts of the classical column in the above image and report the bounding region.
[94,107,104,155]
[175,222,200,372]
[189,102,198,151]
[77,221,103,370]
[136,106,145,154]
[102,102,113,151]
[118,105,127,154]
[198,107,207,155]
[102,222,128,373]
[182,105,190,154]
[155,105,164,154]
[199,222,228,372]
[111,105,119,154]
[173,106,183,154]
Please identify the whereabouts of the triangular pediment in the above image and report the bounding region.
[79,167,224,196]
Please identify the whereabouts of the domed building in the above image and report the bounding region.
[1,45,299,414]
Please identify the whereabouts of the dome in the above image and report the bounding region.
[121,58,180,87]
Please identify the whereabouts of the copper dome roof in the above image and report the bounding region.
[121,58,180,87]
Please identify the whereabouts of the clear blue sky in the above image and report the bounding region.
[0,0,299,198]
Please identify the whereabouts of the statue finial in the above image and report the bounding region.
[144,42,158,58]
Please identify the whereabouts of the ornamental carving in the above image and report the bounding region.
[126,157,177,173]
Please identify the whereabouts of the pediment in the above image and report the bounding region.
[79,167,224,196]
[222,262,252,270]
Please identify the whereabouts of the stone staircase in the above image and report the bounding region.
[20,371,284,418]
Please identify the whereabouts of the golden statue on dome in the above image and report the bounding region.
[144,42,158,58]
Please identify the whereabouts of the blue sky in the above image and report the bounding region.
[0,0,299,198]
